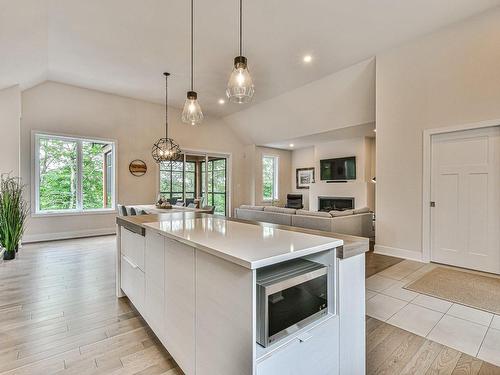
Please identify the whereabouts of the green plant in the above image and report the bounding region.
[0,175,30,254]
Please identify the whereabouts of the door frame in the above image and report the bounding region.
[422,118,500,263]
[155,147,232,216]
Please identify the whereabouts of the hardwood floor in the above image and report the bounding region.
[0,236,181,375]
[366,317,500,374]
[366,250,404,278]
[1,237,498,374]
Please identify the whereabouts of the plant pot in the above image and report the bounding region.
[3,250,15,260]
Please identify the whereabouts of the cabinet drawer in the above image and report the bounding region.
[121,227,145,271]
[257,317,339,375]
[121,255,145,311]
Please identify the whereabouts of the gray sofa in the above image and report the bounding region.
[235,205,374,238]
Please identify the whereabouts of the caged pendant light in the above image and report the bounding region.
[152,73,182,163]
[226,0,254,103]
[181,0,203,126]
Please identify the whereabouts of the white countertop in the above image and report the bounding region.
[143,214,343,269]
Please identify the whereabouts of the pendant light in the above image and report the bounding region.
[152,73,182,163]
[226,0,254,103]
[181,0,203,126]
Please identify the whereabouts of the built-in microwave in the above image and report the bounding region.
[256,258,329,347]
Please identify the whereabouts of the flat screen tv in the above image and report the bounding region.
[320,157,356,181]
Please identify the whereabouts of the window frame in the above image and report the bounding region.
[262,155,279,202]
[159,159,197,202]
[201,158,227,215]
[32,132,117,217]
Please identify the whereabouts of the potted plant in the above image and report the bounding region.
[0,175,29,260]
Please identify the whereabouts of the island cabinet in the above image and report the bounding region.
[117,215,366,375]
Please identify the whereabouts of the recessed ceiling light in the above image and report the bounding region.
[373,129,377,132]
[218,99,225,105]
[303,55,312,63]
[289,143,294,148]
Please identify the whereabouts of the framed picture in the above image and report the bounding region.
[296,168,315,189]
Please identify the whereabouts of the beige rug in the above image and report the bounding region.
[404,267,500,315]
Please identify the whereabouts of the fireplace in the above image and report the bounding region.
[318,197,354,212]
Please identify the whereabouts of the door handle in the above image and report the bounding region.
[430,201,436,207]
[123,255,138,269]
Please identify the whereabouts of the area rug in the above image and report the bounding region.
[404,267,500,315]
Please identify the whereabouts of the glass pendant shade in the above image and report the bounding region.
[181,91,203,126]
[226,56,254,103]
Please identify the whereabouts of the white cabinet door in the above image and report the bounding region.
[164,238,196,375]
[257,317,339,375]
[145,230,165,337]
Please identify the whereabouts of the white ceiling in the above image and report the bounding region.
[264,122,376,150]
[1,0,500,117]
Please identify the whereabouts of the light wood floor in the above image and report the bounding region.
[1,237,498,374]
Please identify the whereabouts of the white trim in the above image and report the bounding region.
[421,119,500,264]
[22,227,116,243]
[374,244,425,262]
[32,130,118,216]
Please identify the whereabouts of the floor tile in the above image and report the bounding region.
[427,315,488,357]
[366,293,407,321]
[491,315,500,330]
[411,294,453,313]
[387,303,443,337]
[447,304,493,327]
[366,275,398,292]
[380,281,420,302]
[366,289,377,301]
[477,328,500,367]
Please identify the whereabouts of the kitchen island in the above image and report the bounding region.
[116,212,367,375]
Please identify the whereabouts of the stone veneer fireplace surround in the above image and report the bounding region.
[318,196,355,212]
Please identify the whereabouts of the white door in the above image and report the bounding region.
[430,126,500,274]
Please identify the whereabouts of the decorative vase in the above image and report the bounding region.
[3,250,15,260]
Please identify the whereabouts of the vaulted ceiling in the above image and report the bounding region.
[2,0,499,117]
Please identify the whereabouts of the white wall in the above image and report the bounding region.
[0,85,21,176]
[290,146,315,209]
[224,59,375,145]
[376,8,500,260]
[20,81,248,242]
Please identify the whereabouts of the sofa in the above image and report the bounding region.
[234,205,374,238]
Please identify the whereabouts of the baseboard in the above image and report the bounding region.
[374,244,425,263]
[22,227,116,243]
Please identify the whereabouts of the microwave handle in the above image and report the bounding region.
[298,332,313,343]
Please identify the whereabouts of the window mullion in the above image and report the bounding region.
[77,140,83,211]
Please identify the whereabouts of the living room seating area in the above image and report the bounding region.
[235,204,374,238]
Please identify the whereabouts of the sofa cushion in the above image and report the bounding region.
[264,206,296,214]
[240,205,265,211]
[353,207,370,214]
[292,215,332,232]
[296,209,332,218]
[330,209,354,217]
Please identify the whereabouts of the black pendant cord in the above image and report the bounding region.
[191,0,194,92]
[164,72,169,139]
[239,0,242,56]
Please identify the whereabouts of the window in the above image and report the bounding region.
[262,155,279,201]
[35,133,115,214]
[159,160,196,203]
[201,158,227,215]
